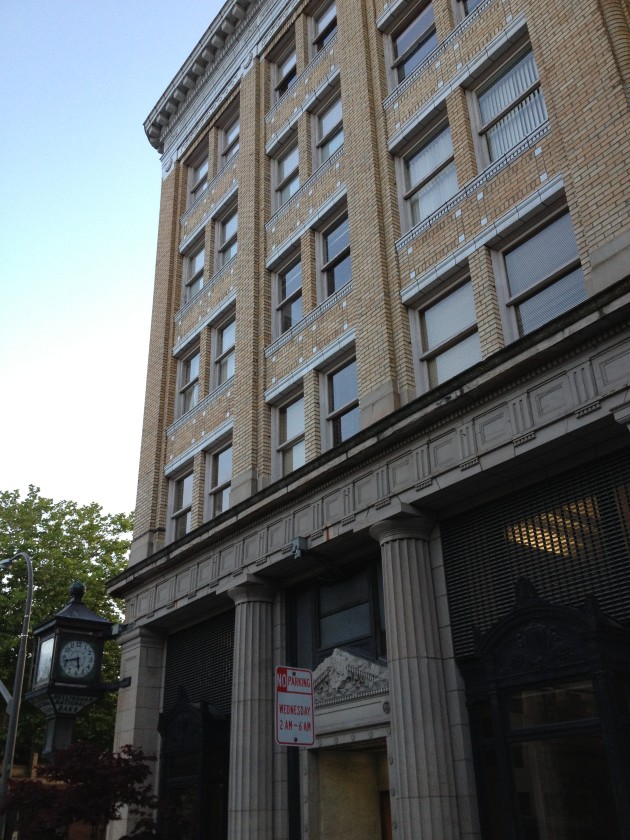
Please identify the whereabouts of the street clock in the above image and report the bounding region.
[26,581,115,757]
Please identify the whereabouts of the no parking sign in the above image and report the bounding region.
[275,666,315,746]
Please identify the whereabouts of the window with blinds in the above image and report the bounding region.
[477,49,548,162]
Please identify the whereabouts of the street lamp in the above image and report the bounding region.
[0,551,34,839]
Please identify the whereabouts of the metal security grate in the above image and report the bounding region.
[442,447,630,657]
[163,609,235,714]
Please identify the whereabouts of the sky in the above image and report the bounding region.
[0,0,225,515]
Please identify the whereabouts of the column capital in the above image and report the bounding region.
[369,511,435,544]
[228,579,276,607]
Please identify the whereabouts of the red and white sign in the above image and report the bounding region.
[275,665,315,746]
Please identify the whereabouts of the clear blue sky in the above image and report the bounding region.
[0,0,224,515]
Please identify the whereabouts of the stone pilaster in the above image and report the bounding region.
[108,627,165,840]
[227,581,276,840]
[612,400,630,432]
[369,514,459,840]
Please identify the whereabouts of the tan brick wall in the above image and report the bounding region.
[131,0,630,561]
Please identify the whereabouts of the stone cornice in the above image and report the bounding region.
[145,0,305,158]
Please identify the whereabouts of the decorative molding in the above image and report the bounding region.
[400,172,563,305]
[313,649,389,707]
[265,330,356,402]
[174,290,237,355]
[265,145,345,231]
[265,283,352,357]
[395,123,550,253]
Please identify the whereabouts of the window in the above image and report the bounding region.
[218,208,238,267]
[462,0,484,13]
[418,280,482,386]
[189,155,208,204]
[275,44,297,99]
[476,48,547,162]
[276,144,300,208]
[207,444,232,518]
[326,358,359,445]
[322,215,351,296]
[171,471,193,539]
[178,349,200,416]
[222,113,240,162]
[313,1,337,52]
[184,242,205,302]
[403,125,457,227]
[278,395,305,475]
[500,212,586,337]
[215,317,235,385]
[316,95,344,165]
[276,258,303,334]
[391,3,438,84]
[289,560,386,668]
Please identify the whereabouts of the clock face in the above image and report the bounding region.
[58,639,97,680]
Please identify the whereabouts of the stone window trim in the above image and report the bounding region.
[187,145,209,207]
[311,0,337,54]
[492,207,586,341]
[466,40,547,168]
[168,467,195,542]
[266,145,343,230]
[205,439,233,521]
[213,310,236,388]
[176,344,202,420]
[408,270,483,391]
[273,250,303,338]
[265,280,352,358]
[265,184,347,268]
[216,203,238,269]
[319,208,351,299]
[313,87,344,168]
[165,420,233,477]
[271,387,306,479]
[265,39,339,127]
[221,109,240,163]
[265,329,356,404]
[183,236,206,305]
[319,351,360,449]
[396,116,458,233]
[399,172,565,306]
[385,1,439,90]
[384,11,527,122]
[272,137,300,211]
[173,290,236,358]
[271,35,298,102]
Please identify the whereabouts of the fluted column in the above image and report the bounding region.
[227,581,276,840]
[370,515,458,840]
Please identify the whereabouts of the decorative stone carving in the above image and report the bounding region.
[313,648,389,706]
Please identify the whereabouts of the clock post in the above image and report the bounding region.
[25,581,118,760]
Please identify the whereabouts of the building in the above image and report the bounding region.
[108,0,630,837]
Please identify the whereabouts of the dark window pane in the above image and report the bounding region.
[327,253,352,294]
[320,570,369,614]
[512,735,621,840]
[508,681,597,729]
[320,602,371,648]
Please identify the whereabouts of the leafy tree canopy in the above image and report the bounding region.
[0,486,132,762]
[4,742,157,840]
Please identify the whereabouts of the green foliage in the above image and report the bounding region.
[4,742,157,840]
[0,486,132,762]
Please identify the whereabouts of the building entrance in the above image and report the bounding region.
[315,747,390,840]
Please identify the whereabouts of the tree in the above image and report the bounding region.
[3,742,157,840]
[0,487,132,763]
